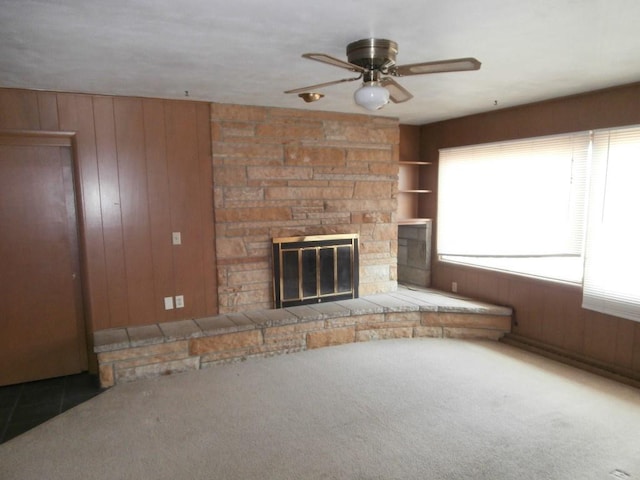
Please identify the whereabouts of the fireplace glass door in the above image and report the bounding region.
[273,234,358,308]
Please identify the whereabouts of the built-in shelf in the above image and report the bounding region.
[398,161,431,223]
[398,125,432,225]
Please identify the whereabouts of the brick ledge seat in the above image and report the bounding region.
[93,288,512,388]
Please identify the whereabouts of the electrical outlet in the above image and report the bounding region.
[164,296,174,310]
[172,232,181,245]
[175,295,184,308]
[452,281,458,293]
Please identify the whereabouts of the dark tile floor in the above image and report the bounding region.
[0,372,102,444]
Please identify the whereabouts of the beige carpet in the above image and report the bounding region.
[1,338,639,480]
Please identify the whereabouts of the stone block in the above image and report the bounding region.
[356,327,414,342]
[326,313,385,329]
[93,328,129,353]
[353,181,393,199]
[109,349,192,370]
[368,162,399,176]
[98,341,189,364]
[244,308,299,327]
[263,333,307,350]
[285,305,329,322]
[421,312,511,331]
[226,312,258,329]
[215,237,248,257]
[256,123,324,140]
[308,302,351,318]
[211,142,282,162]
[335,298,384,316]
[265,186,354,201]
[195,315,239,335]
[99,364,115,388]
[306,326,355,349]
[413,326,443,338]
[213,165,247,186]
[127,324,165,347]
[247,166,313,181]
[356,320,419,332]
[199,344,303,364]
[443,328,505,340]
[158,319,203,341]
[115,357,200,384]
[215,207,291,223]
[223,187,264,202]
[211,103,267,122]
[364,295,421,313]
[189,329,263,355]
[284,146,345,166]
[346,148,393,163]
[264,320,325,337]
[221,121,256,138]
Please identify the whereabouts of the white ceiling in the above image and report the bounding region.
[1,0,639,125]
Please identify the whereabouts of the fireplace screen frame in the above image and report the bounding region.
[272,234,359,308]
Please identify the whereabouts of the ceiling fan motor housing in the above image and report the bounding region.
[347,38,398,77]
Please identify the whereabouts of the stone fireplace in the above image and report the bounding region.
[211,103,399,313]
[272,234,359,308]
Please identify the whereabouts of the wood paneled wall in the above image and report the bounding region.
[419,82,640,374]
[0,88,217,333]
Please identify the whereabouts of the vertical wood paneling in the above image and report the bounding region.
[36,92,59,131]
[0,89,40,129]
[0,87,217,334]
[541,290,564,348]
[93,96,130,327]
[57,93,110,332]
[614,318,636,369]
[143,99,176,323]
[561,291,585,354]
[196,102,218,314]
[113,98,156,325]
[633,325,640,372]
[583,311,617,364]
[166,101,206,318]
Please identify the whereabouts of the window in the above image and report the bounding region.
[582,125,640,322]
[437,132,590,283]
[438,125,640,323]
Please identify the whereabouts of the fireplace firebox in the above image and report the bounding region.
[272,234,359,308]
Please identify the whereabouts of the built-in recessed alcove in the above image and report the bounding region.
[272,234,359,308]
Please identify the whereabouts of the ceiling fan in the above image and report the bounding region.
[285,38,481,111]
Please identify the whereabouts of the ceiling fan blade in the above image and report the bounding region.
[379,77,413,103]
[393,57,481,76]
[284,76,362,94]
[302,53,365,73]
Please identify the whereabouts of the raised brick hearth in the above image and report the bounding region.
[93,288,512,388]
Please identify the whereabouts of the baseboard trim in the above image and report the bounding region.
[501,334,640,390]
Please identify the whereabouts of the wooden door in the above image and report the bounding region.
[0,135,87,386]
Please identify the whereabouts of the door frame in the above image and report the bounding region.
[0,129,91,373]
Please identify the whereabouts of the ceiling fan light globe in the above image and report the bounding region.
[354,83,390,111]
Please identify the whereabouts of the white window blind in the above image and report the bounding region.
[582,125,640,322]
[438,132,590,258]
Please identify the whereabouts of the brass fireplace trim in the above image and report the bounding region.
[272,233,359,309]
[271,233,360,244]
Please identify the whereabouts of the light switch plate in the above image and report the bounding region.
[172,232,181,245]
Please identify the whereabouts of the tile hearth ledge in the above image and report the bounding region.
[93,287,513,388]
